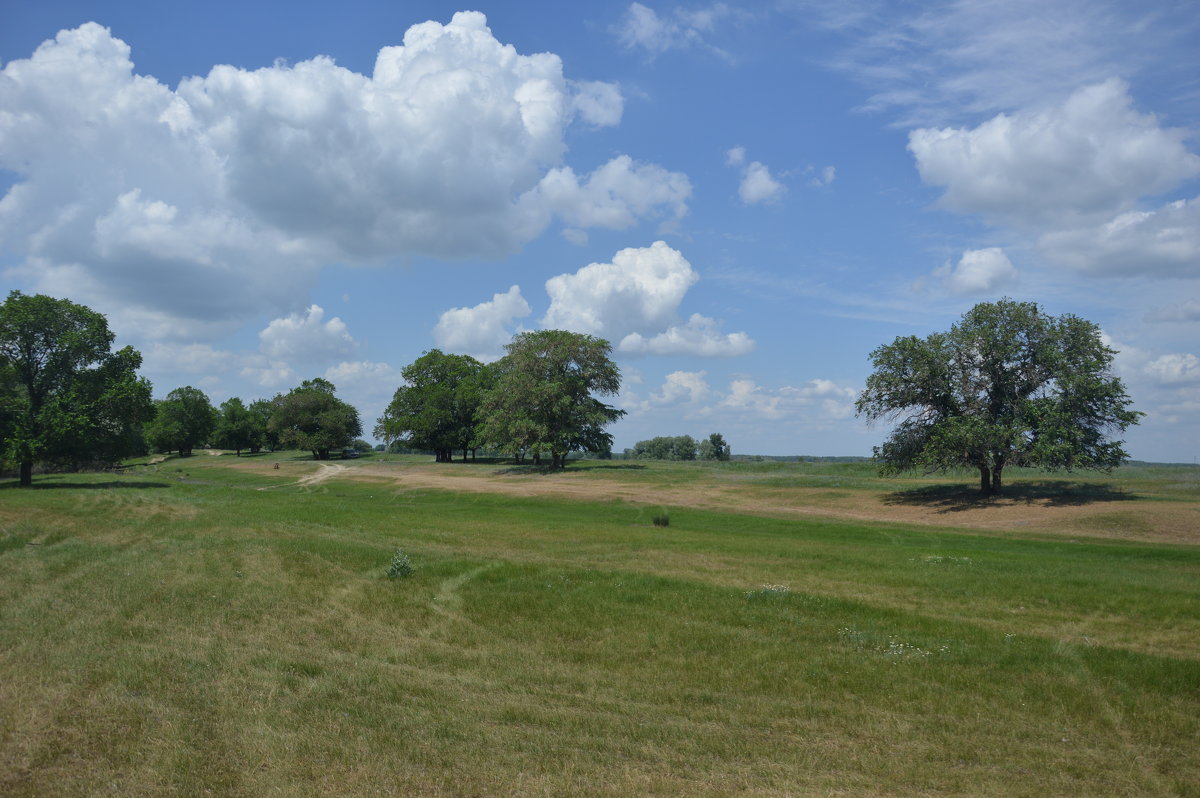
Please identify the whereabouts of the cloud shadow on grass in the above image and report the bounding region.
[883,480,1138,512]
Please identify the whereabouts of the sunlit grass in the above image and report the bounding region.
[1,455,1197,795]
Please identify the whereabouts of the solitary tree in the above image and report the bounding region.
[147,386,217,456]
[270,378,361,460]
[478,330,625,468]
[375,350,485,462]
[0,291,153,486]
[855,299,1141,495]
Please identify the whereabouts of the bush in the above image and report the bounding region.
[652,511,670,527]
[386,548,414,579]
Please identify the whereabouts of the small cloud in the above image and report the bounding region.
[922,248,1018,296]
[650,370,711,404]
[739,162,785,204]
[620,313,755,357]
[725,146,746,166]
[808,165,836,187]
[561,228,589,246]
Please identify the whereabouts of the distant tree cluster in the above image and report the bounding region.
[625,433,730,461]
[376,330,624,469]
[144,378,361,461]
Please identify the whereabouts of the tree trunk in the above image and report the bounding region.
[19,460,32,487]
[979,464,992,495]
[992,467,1003,495]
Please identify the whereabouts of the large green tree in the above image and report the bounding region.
[147,386,217,457]
[248,398,278,452]
[269,378,361,460]
[0,291,153,486]
[855,299,1142,495]
[213,397,263,456]
[375,350,486,463]
[478,330,624,468]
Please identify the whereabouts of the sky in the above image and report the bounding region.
[1,0,1198,461]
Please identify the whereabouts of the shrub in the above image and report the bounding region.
[386,548,414,579]
[652,511,670,527]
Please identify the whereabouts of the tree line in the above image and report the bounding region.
[624,433,730,461]
[3,291,1141,494]
[144,379,366,460]
[0,293,627,483]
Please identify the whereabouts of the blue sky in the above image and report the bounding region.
[2,1,1198,461]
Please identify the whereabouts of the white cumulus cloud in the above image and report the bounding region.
[927,248,1019,295]
[909,79,1200,229]
[718,377,858,421]
[0,16,688,340]
[258,305,357,363]
[650,370,712,405]
[432,285,532,361]
[738,161,787,205]
[542,241,754,358]
[543,241,699,338]
[534,155,691,230]
[726,146,786,205]
[620,314,754,357]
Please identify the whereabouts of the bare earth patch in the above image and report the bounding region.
[232,459,1199,544]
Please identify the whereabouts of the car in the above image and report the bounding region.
[342,449,359,459]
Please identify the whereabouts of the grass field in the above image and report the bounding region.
[2,453,1198,796]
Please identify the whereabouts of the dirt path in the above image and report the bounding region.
[233,459,1198,544]
[296,464,348,487]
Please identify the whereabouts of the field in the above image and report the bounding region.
[1,453,1198,796]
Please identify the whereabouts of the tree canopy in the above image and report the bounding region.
[855,299,1142,494]
[0,291,153,486]
[698,433,731,461]
[627,432,731,461]
[270,378,362,460]
[477,330,625,468]
[147,386,217,457]
[213,397,265,455]
[374,350,486,462]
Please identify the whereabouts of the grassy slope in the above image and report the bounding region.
[1,455,1198,796]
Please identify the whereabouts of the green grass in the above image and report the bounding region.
[1,455,1198,796]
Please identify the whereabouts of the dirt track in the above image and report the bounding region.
[244,459,1199,545]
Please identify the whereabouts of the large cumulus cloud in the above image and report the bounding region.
[0,15,690,338]
[908,79,1199,230]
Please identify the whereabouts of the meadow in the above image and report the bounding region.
[1,453,1198,796]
